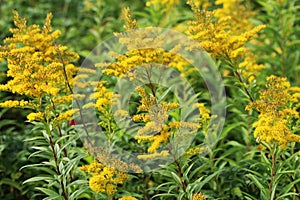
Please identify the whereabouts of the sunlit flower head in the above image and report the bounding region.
[247,75,300,149]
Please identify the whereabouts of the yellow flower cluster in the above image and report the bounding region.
[169,121,200,130]
[192,192,206,200]
[85,145,143,173]
[238,51,265,83]
[53,109,79,125]
[187,0,266,83]
[184,146,207,156]
[213,0,265,83]
[27,112,44,122]
[133,87,178,153]
[97,9,189,78]
[193,0,211,9]
[215,0,255,34]
[0,100,31,108]
[122,7,137,30]
[196,103,210,122]
[193,103,212,133]
[133,86,201,159]
[98,46,188,78]
[137,150,169,160]
[0,11,78,98]
[118,196,138,200]
[0,11,88,124]
[246,75,300,149]
[80,161,129,195]
[88,81,113,113]
[187,1,266,60]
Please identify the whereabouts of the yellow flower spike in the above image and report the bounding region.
[169,121,200,130]
[238,50,265,83]
[82,80,114,114]
[80,160,129,195]
[122,7,138,30]
[133,83,212,158]
[247,75,300,148]
[137,150,169,160]
[187,2,266,61]
[214,0,256,34]
[147,132,170,153]
[192,192,206,200]
[102,31,189,78]
[184,146,207,156]
[52,109,79,126]
[27,112,44,122]
[0,100,31,108]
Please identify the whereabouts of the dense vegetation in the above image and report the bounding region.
[0,0,300,199]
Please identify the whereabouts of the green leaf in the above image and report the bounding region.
[277,192,300,200]
[218,122,244,141]
[65,153,86,176]
[152,193,178,199]
[69,188,89,200]
[20,163,46,171]
[183,163,194,180]
[23,176,53,184]
[44,196,64,200]
[245,174,268,199]
[157,85,174,102]
[278,178,300,197]
[242,192,258,200]
[192,170,222,191]
[35,187,61,197]
[170,172,182,187]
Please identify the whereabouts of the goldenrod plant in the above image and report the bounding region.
[0,0,300,199]
[0,11,93,199]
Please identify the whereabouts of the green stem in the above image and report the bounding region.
[47,126,68,200]
[233,69,254,102]
[50,98,73,182]
[269,144,277,200]
[168,139,188,200]
[246,113,251,152]
[174,158,188,200]
[225,57,254,102]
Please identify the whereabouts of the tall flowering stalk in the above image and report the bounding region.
[186,0,266,127]
[100,8,211,159]
[186,0,266,158]
[0,11,90,199]
[246,75,300,198]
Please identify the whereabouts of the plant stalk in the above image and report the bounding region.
[269,144,277,200]
[49,135,68,200]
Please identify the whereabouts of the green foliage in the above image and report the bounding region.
[255,0,300,82]
[21,121,88,199]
